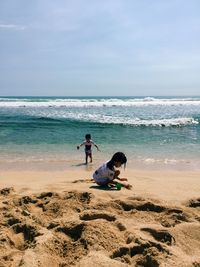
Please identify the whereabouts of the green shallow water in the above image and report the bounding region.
[0,96,200,170]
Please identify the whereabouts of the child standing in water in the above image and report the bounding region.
[77,134,100,164]
[93,152,132,189]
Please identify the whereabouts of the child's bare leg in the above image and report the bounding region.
[89,153,92,163]
[85,154,88,164]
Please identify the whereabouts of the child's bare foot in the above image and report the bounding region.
[109,183,117,188]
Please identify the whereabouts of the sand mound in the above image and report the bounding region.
[0,187,200,267]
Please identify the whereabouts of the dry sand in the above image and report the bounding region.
[0,168,200,267]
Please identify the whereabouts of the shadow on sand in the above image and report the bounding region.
[71,163,87,167]
[90,185,119,191]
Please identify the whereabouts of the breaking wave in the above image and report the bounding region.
[0,97,200,107]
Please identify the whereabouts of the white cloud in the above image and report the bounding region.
[0,24,26,30]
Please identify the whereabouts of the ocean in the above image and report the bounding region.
[0,96,200,170]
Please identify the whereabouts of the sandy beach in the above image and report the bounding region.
[1,0,200,264]
[0,167,200,267]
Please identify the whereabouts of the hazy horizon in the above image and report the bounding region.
[1,95,200,98]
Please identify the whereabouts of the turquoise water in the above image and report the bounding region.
[0,96,200,170]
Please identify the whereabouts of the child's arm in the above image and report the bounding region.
[113,170,120,179]
[112,170,131,189]
[95,144,100,151]
[111,180,132,190]
[114,170,128,181]
[91,141,100,151]
[77,142,85,150]
[116,177,128,181]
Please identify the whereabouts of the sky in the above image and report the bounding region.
[0,0,200,96]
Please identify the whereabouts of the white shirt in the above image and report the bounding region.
[93,162,114,183]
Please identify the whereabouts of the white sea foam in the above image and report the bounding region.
[38,110,198,126]
[115,117,197,126]
[143,157,190,165]
[0,97,200,107]
[0,97,199,127]
[68,113,198,126]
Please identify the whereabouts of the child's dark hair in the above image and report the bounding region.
[85,134,91,139]
[107,152,127,169]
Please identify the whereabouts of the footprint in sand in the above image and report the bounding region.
[80,210,116,222]
[0,187,14,196]
[114,199,166,213]
[141,227,175,245]
[110,239,170,266]
[187,198,200,208]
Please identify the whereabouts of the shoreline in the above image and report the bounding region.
[1,154,200,172]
